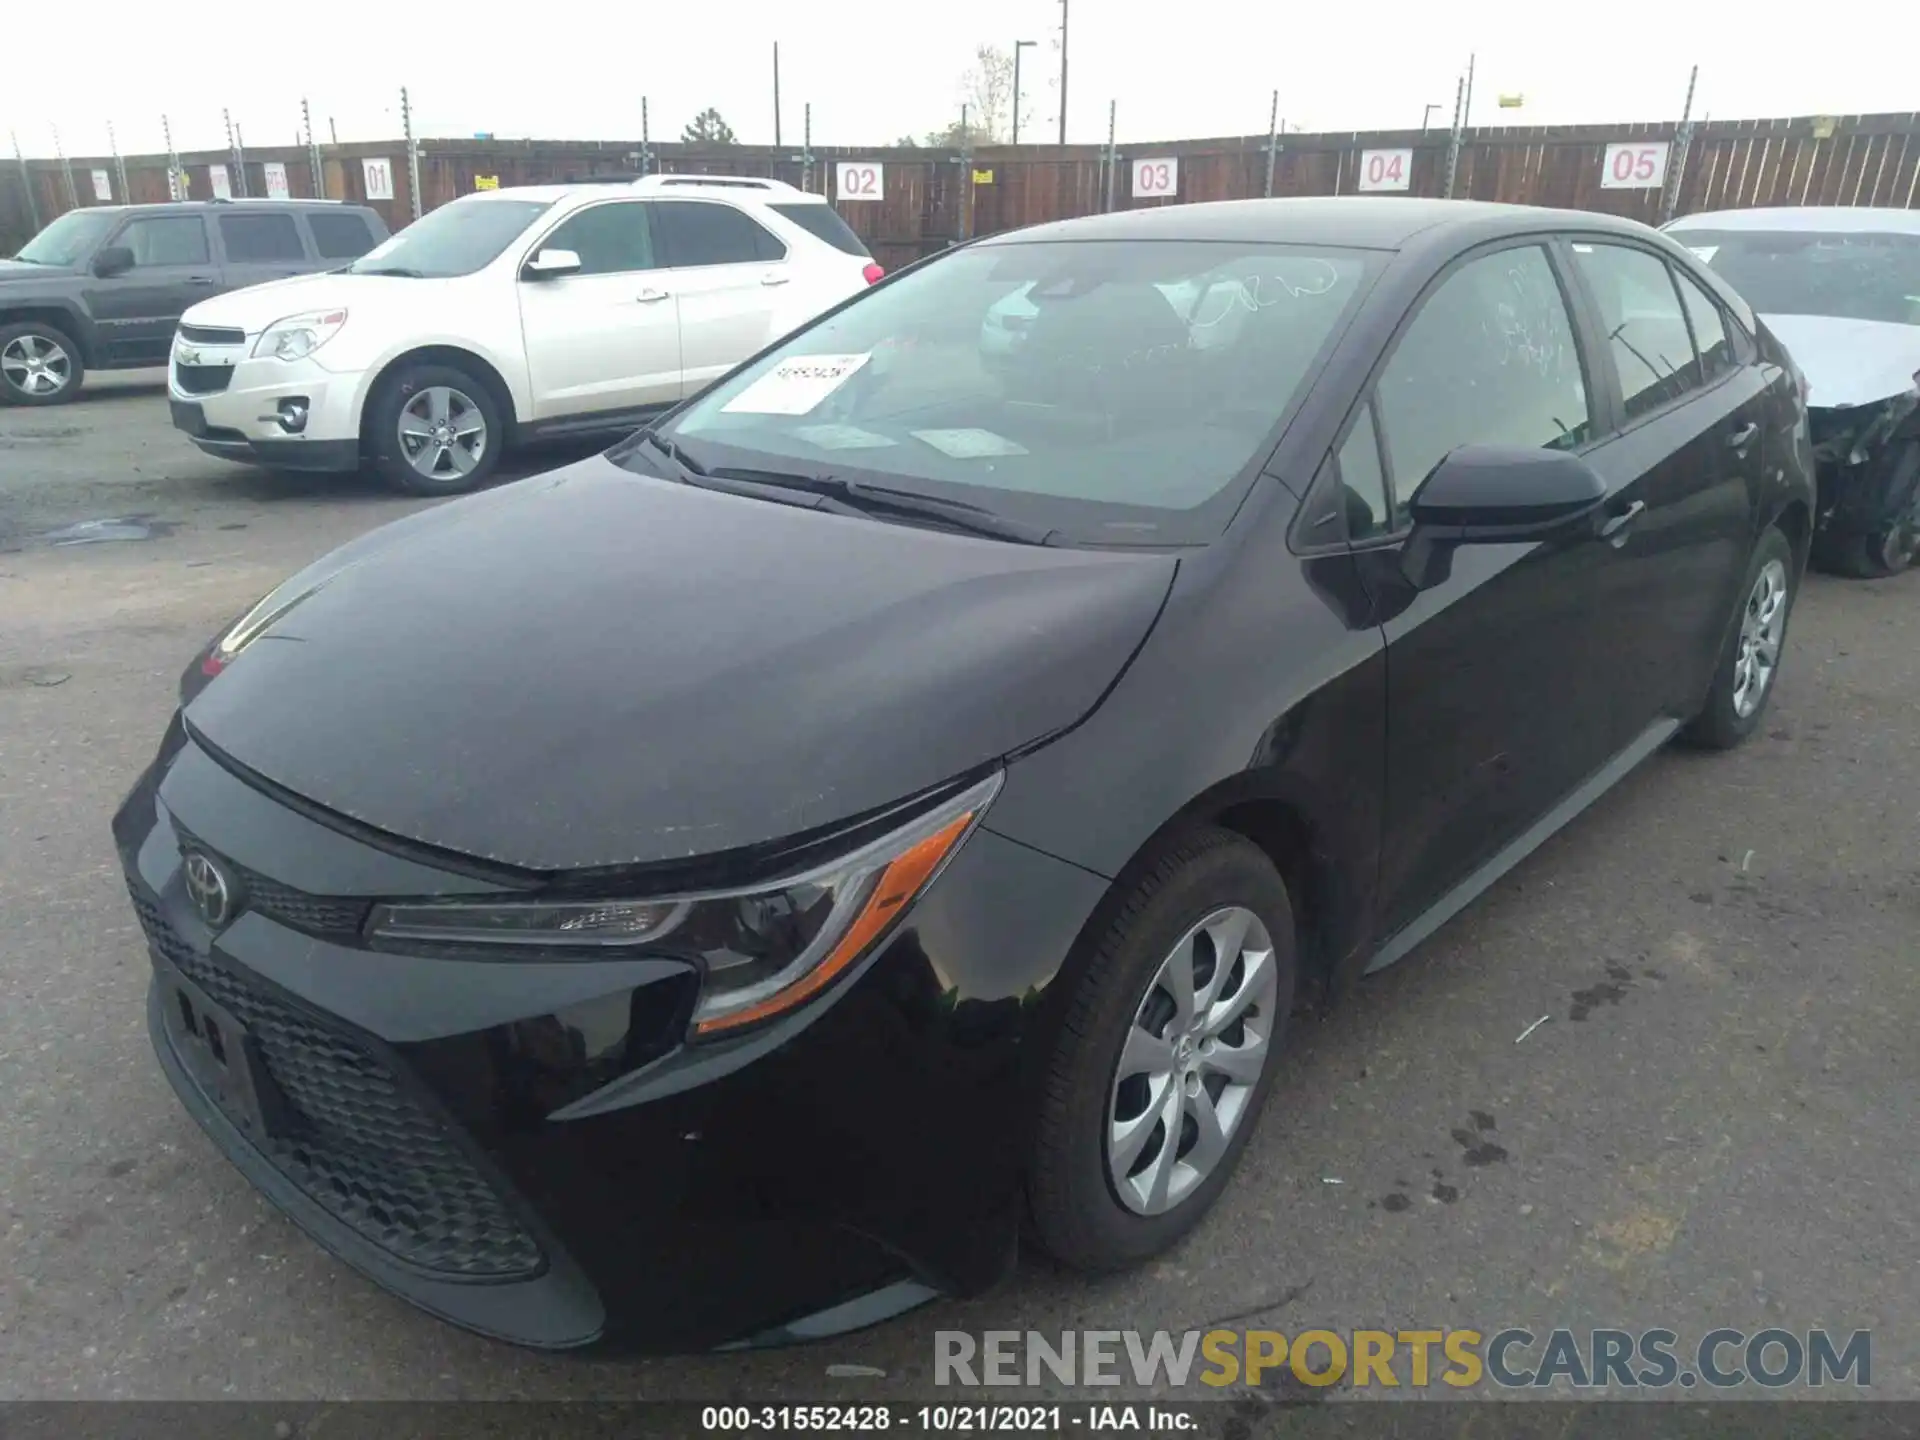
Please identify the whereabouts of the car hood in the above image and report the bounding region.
[181,271,419,333]
[1763,314,1920,409]
[184,455,1178,872]
[0,258,65,285]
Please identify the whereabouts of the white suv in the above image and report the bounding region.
[166,175,884,494]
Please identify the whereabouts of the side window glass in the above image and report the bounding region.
[219,213,305,263]
[308,212,376,259]
[651,201,788,268]
[539,203,656,276]
[1376,245,1591,524]
[1568,241,1698,419]
[118,217,210,267]
[1336,402,1392,542]
[1674,269,1736,383]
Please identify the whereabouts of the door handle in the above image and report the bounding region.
[636,288,671,303]
[186,276,218,285]
[1599,499,1646,547]
[760,273,791,286]
[1726,421,1759,452]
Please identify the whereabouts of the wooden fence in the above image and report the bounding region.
[7,112,1918,268]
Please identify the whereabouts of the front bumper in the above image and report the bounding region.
[169,344,366,473]
[114,721,1108,1351]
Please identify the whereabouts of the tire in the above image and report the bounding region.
[1809,446,1920,580]
[0,320,86,406]
[1028,827,1297,1272]
[363,362,504,497]
[1682,525,1797,750]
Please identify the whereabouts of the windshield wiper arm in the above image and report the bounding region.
[354,265,426,278]
[708,467,1059,546]
[629,432,864,517]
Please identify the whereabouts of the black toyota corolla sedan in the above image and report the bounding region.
[115,197,1813,1353]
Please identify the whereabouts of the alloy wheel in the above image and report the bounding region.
[1,334,73,398]
[1107,905,1278,1216]
[1731,557,1789,718]
[398,386,487,481]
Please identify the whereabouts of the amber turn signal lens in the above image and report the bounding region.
[691,809,974,1036]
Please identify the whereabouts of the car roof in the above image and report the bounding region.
[983,196,1663,252]
[1666,206,1920,236]
[483,175,826,205]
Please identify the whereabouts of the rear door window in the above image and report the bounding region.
[1673,269,1736,383]
[1568,241,1699,420]
[219,213,306,263]
[1375,244,1592,520]
[651,201,787,267]
[308,211,377,259]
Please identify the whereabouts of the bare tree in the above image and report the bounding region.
[962,44,1015,144]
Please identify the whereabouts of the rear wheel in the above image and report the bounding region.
[1682,525,1796,750]
[0,320,85,405]
[363,362,504,496]
[1028,827,1296,1271]
[1811,446,1920,579]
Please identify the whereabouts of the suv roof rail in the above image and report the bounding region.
[630,174,804,194]
[562,171,647,185]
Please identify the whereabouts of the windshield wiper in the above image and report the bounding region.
[628,432,865,517]
[353,265,426,278]
[709,466,1060,546]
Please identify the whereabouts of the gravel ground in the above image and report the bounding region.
[2,376,1915,1402]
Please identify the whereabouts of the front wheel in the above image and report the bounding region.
[0,320,85,406]
[1682,525,1797,750]
[1028,827,1297,1271]
[363,363,504,496]
[1811,446,1920,579]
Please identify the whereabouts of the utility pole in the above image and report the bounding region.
[773,43,783,148]
[1662,64,1701,223]
[303,97,324,199]
[1264,89,1280,196]
[109,121,129,202]
[10,131,40,230]
[1057,0,1070,144]
[162,114,182,199]
[1012,39,1037,146]
[401,86,421,220]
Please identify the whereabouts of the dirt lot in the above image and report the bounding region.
[2,375,1916,1401]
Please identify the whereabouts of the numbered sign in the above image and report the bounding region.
[836,162,883,200]
[208,165,232,200]
[91,169,112,201]
[1601,141,1670,190]
[1357,149,1412,193]
[263,162,290,200]
[363,156,395,201]
[1132,158,1179,198]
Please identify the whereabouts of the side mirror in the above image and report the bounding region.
[522,248,582,281]
[92,245,135,278]
[1400,445,1607,589]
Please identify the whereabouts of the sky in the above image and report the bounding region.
[6,0,1916,160]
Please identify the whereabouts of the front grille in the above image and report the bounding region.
[169,825,370,939]
[132,886,544,1279]
[173,362,234,396]
[180,323,246,345]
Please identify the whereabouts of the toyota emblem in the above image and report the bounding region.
[182,850,236,928]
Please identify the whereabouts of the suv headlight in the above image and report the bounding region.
[368,772,1003,1039]
[252,309,348,361]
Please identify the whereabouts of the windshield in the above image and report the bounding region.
[642,238,1372,545]
[1673,229,1920,327]
[14,209,119,266]
[347,197,552,277]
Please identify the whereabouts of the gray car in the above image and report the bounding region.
[0,199,390,406]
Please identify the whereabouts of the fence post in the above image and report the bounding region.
[234,121,250,197]
[163,115,182,199]
[53,127,78,210]
[959,104,973,241]
[641,97,653,176]
[1444,74,1466,199]
[402,87,422,221]
[10,131,40,230]
[1661,65,1700,224]
[109,122,129,202]
[303,98,325,199]
[802,103,814,191]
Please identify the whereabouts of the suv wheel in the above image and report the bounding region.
[364,362,504,496]
[1028,827,1296,1271]
[0,321,85,406]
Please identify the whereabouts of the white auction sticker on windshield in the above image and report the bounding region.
[911,428,1029,459]
[793,423,897,451]
[1684,244,1719,264]
[723,354,870,415]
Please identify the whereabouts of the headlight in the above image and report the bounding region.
[368,771,1003,1039]
[252,308,348,361]
[197,576,331,679]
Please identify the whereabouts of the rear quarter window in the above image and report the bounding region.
[307,211,378,259]
[769,203,871,257]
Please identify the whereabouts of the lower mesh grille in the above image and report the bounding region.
[132,885,543,1279]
